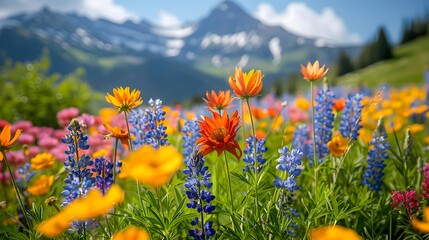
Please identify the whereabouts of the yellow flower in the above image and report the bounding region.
[99,107,117,123]
[119,146,183,188]
[228,67,263,98]
[36,185,124,237]
[327,133,349,157]
[105,87,143,113]
[31,153,56,170]
[295,97,310,111]
[92,149,109,159]
[300,60,329,81]
[112,226,150,240]
[411,207,429,233]
[309,225,361,240]
[27,175,54,196]
[408,123,424,134]
[0,124,22,161]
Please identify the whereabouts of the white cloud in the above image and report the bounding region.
[156,10,181,28]
[254,2,362,46]
[0,0,138,23]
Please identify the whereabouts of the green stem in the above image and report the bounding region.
[2,151,31,229]
[310,81,318,188]
[223,151,235,230]
[113,138,119,184]
[240,98,246,142]
[124,112,133,152]
[245,98,260,222]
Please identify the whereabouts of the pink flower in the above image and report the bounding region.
[12,121,33,132]
[422,163,429,199]
[39,137,59,150]
[18,133,35,145]
[57,107,79,127]
[391,190,420,217]
[5,151,25,165]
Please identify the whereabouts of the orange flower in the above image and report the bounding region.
[36,185,124,237]
[119,146,183,188]
[300,60,329,81]
[31,153,56,170]
[27,175,54,196]
[228,67,263,98]
[411,206,429,233]
[102,123,133,149]
[310,225,361,240]
[203,90,234,112]
[0,124,21,161]
[197,110,242,160]
[327,133,349,157]
[333,98,346,112]
[112,226,150,240]
[105,87,143,113]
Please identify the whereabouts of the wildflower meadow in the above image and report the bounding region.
[1,60,429,240]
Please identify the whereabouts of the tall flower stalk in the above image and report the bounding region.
[184,151,216,240]
[300,60,329,187]
[273,147,303,237]
[228,67,263,220]
[61,118,95,234]
[362,117,390,191]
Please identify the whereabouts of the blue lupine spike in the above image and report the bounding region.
[242,136,268,172]
[183,120,216,239]
[313,85,335,162]
[292,124,313,160]
[340,93,363,140]
[61,119,96,234]
[273,146,303,237]
[129,98,168,149]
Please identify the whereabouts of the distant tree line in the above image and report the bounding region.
[335,12,429,77]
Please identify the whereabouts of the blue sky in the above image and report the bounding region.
[1,0,428,44]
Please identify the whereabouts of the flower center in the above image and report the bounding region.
[211,127,227,142]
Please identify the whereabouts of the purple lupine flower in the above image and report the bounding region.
[273,146,303,237]
[313,85,335,162]
[362,117,390,191]
[242,136,268,172]
[292,124,313,160]
[60,118,96,234]
[129,99,168,149]
[184,150,216,240]
[340,93,363,140]
[91,156,114,194]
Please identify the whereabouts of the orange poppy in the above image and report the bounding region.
[197,110,242,160]
[228,67,263,98]
[0,124,22,161]
[300,60,329,81]
[105,87,143,113]
[203,90,234,112]
[327,133,349,157]
[333,98,346,112]
[102,123,133,149]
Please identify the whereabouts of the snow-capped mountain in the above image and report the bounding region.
[0,0,360,103]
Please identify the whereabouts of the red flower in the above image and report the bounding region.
[196,110,242,160]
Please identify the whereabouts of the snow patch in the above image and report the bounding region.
[186,52,195,60]
[152,25,194,38]
[268,37,281,64]
[200,32,261,49]
[297,37,305,45]
[211,55,222,67]
[219,3,228,11]
[237,54,249,67]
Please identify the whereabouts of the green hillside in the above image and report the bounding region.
[333,36,429,88]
